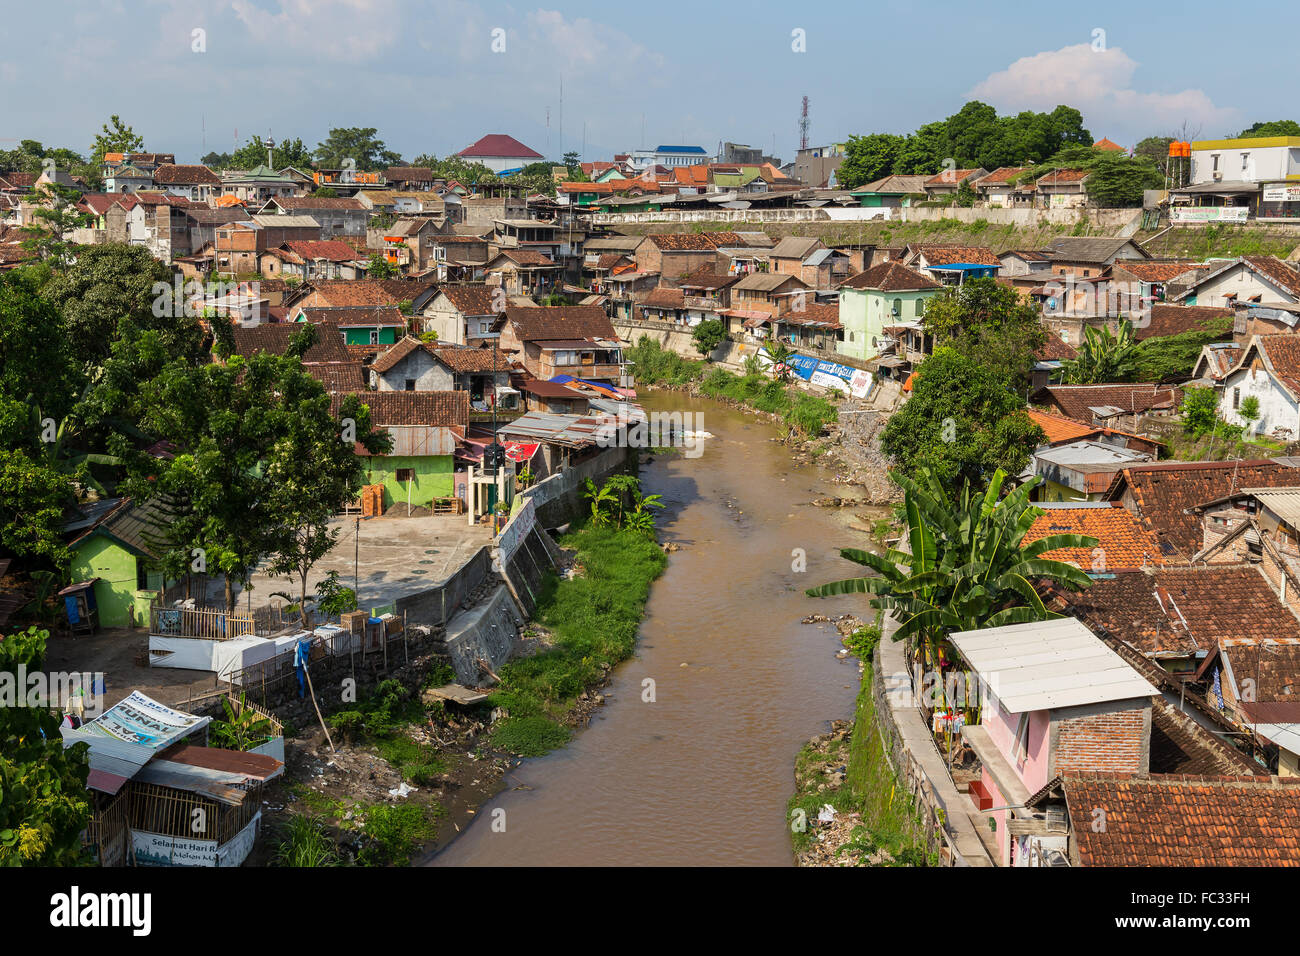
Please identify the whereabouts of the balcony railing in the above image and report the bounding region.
[149,605,256,641]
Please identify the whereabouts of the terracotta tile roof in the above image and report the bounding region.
[430,343,510,373]
[1243,334,1300,399]
[678,270,739,291]
[700,231,744,247]
[494,249,556,266]
[1207,638,1300,702]
[1198,343,1243,380]
[644,233,723,251]
[559,181,617,194]
[0,171,36,188]
[151,164,222,185]
[594,253,630,271]
[299,306,407,328]
[839,260,941,291]
[1107,459,1299,557]
[1092,137,1126,151]
[973,166,1030,186]
[922,168,982,186]
[456,134,542,160]
[1114,260,1205,283]
[1138,303,1233,341]
[503,305,615,342]
[1068,564,1300,658]
[1034,328,1078,361]
[1243,255,1300,298]
[782,303,841,328]
[436,284,498,315]
[304,362,367,392]
[303,279,433,308]
[331,390,469,429]
[915,245,1000,267]
[229,322,351,364]
[368,336,423,374]
[1149,697,1261,776]
[1036,167,1090,184]
[1027,409,1094,443]
[1024,504,1163,570]
[1062,772,1300,866]
[640,287,686,310]
[272,196,365,210]
[281,239,363,262]
[1040,383,1180,424]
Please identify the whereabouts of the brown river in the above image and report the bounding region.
[427,391,881,866]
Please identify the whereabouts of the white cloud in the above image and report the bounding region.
[970,44,1236,140]
[230,0,402,61]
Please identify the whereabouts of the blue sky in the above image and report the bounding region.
[2,0,1297,165]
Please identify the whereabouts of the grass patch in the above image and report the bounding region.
[356,803,441,866]
[625,335,703,386]
[489,715,571,756]
[487,524,667,753]
[272,815,340,867]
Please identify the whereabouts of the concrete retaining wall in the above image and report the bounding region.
[441,584,524,685]
[520,444,637,528]
[394,545,493,626]
[872,614,994,866]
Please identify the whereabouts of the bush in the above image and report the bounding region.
[357,804,439,866]
[272,815,340,867]
[692,319,727,358]
[489,715,572,756]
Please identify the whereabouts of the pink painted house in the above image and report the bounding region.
[950,618,1158,866]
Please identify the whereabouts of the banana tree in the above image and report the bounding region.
[807,467,1096,732]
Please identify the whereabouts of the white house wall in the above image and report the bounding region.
[1220,365,1299,437]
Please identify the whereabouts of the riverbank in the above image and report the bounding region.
[626,336,901,503]
[788,620,942,867]
[253,518,666,866]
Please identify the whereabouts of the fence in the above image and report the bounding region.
[149,605,256,640]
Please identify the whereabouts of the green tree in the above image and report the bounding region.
[838,133,905,189]
[0,626,93,866]
[367,252,396,278]
[1133,316,1232,382]
[807,468,1094,717]
[1239,120,1300,138]
[1061,318,1140,384]
[954,178,976,207]
[0,270,81,433]
[264,332,390,625]
[20,183,92,267]
[880,348,1045,487]
[0,449,76,568]
[1238,395,1261,434]
[1134,136,1174,176]
[91,114,143,161]
[691,318,727,359]
[920,277,1045,387]
[314,127,401,170]
[228,135,315,171]
[1083,152,1163,206]
[1180,385,1222,438]
[766,340,795,382]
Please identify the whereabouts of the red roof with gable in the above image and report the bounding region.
[456,134,543,161]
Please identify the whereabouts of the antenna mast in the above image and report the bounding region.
[799,96,810,151]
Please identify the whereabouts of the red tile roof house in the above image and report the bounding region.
[494,305,627,387]
[1104,458,1300,560]
[151,163,223,203]
[368,336,514,411]
[1036,382,1181,432]
[973,167,1033,207]
[259,239,366,281]
[633,232,741,279]
[260,195,368,236]
[948,618,1159,866]
[422,283,503,345]
[1032,168,1091,209]
[1216,334,1300,440]
[454,134,543,174]
[921,167,988,201]
[1024,772,1300,866]
[1172,255,1300,310]
[330,390,470,511]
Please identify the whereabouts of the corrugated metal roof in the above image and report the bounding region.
[497,411,617,447]
[1244,488,1300,528]
[948,618,1158,714]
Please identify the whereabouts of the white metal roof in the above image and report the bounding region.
[1244,488,1300,528]
[948,618,1158,714]
[1250,722,1300,756]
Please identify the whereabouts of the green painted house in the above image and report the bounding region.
[298,306,408,346]
[836,260,941,363]
[849,174,928,208]
[333,390,471,510]
[66,498,173,629]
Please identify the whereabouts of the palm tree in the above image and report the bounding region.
[766,341,795,382]
[1061,317,1139,384]
[583,477,618,527]
[807,467,1096,726]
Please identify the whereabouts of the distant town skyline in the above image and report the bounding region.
[1,0,1291,166]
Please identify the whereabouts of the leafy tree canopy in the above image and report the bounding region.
[315,127,401,171]
[91,114,143,162]
[1238,120,1300,138]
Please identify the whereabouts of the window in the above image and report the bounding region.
[1212,154,1220,172]
[396,468,415,482]
[1233,388,1241,409]
[404,378,416,391]
[136,558,149,592]
[1014,712,1030,763]
[1241,153,1250,171]
[915,299,924,317]
[369,330,379,345]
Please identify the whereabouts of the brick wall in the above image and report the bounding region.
[1054,704,1150,774]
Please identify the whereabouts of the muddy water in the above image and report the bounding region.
[428,392,883,866]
